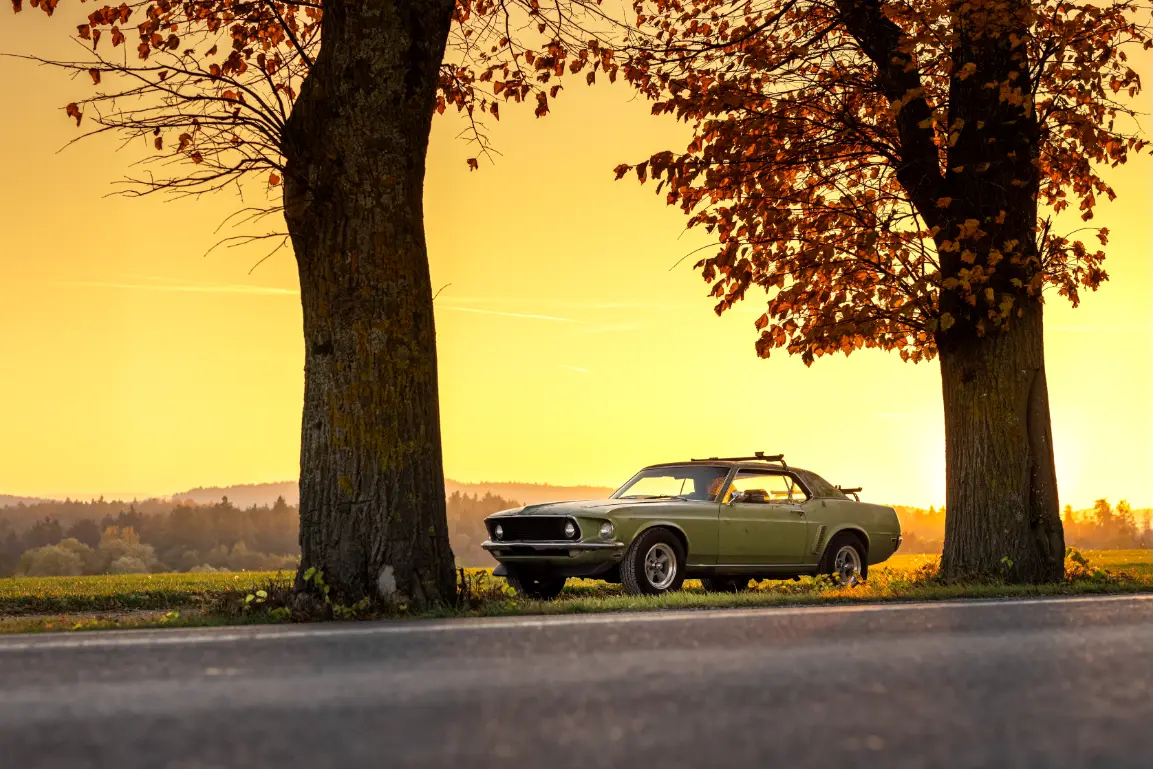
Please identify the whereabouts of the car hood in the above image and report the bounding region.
[488,498,646,517]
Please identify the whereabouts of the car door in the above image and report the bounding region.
[718,470,809,565]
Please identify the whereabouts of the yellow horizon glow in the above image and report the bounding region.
[0,14,1150,510]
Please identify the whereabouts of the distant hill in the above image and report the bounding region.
[0,494,48,508]
[172,482,300,508]
[169,479,615,508]
[1,479,616,510]
[446,479,614,505]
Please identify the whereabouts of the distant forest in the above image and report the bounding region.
[895,501,1153,553]
[1,493,1148,577]
[0,491,517,577]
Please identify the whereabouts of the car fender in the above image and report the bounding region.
[631,519,692,557]
[823,523,871,554]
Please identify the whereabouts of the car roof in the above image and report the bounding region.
[643,459,796,471]
[639,460,847,499]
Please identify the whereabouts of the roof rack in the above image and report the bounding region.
[691,451,789,470]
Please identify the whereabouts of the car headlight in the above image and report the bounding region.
[563,521,577,539]
[494,524,503,540]
[599,521,614,539]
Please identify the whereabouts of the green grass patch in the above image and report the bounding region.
[2,550,1149,633]
[0,571,285,616]
[880,550,1152,576]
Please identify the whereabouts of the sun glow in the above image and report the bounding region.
[0,16,1149,509]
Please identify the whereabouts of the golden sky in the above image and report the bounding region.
[1,13,1150,508]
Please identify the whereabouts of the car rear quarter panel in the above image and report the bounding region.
[805,499,902,566]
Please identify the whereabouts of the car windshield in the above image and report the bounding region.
[612,465,729,501]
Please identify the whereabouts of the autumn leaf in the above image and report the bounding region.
[64,102,81,126]
[88,69,101,85]
[269,172,281,186]
[466,158,479,171]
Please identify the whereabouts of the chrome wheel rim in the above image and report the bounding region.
[644,542,677,590]
[833,545,862,586]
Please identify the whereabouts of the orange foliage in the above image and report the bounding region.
[616,0,1150,363]
[12,1,623,183]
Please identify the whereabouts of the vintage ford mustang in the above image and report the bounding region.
[483,453,902,599]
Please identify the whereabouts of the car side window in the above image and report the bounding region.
[724,472,804,504]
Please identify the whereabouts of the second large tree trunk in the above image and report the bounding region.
[938,300,1065,583]
[281,0,457,608]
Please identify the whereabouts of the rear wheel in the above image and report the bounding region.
[622,528,686,596]
[699,577,750,593]
[505,573,567,600]
[818,533,868,587]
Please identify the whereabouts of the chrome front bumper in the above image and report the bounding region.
[481,540,626,552]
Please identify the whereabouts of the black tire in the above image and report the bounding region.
[505,573,567,600]
[699,576,750,593]
[818,532,868,586]
[621,528,687,596]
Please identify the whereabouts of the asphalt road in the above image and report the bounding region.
[1,595,1150,769]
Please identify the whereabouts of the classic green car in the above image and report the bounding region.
[483,453,902,599]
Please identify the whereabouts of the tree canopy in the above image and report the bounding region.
[12,0,625,199]
[614,0,1149,363]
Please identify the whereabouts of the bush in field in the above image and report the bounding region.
[94,526,158,574]
[17,538,90,576]
[108,556,151,574]
[201,542,298,572]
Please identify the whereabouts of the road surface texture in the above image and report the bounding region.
[1,594,1150,769]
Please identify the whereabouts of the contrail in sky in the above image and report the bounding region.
[437,306,578,323]
[59,280,298,296]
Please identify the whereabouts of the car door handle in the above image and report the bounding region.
[789,508,805,516]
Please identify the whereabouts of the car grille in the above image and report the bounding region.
[488,516,579,542]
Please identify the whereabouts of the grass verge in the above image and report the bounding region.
[0,571,286,616]
[2,549,1149,633]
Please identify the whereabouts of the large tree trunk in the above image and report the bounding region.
[931,0,1064,583]
[280,0,457,608]
[938,300,1065,583]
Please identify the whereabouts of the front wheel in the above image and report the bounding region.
[621,528,687,596]
[505,573,567,600]
[818,533,868,587]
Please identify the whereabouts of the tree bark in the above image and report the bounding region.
[280,0,457,608]
[938,300,1065,582]
[928,0,1064,583]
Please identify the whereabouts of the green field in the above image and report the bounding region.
[1,550,1149,627]
[0,571,289,615]
[880,550,1152,576]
